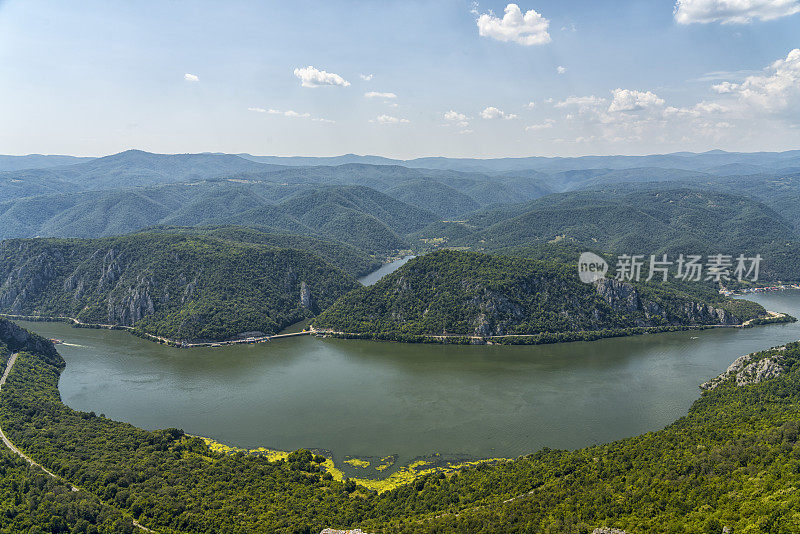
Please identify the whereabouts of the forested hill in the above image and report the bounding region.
[0,233,359,342]
[314,250,765,340]
[414,188,800,281]
[0,180,435,255]
[150,225,381,276]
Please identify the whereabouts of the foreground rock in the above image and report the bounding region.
[701,345,788,390]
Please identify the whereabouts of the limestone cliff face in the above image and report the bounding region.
[594,278,739,327]
[317,250,755,339]
[0,244,177,327]
[701,345,788,390]
[0,236,357,342]
[300,281,315,311]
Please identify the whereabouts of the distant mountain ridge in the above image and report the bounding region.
[413,188,800,281]
[236,148,800,173]
[0,154,94,172]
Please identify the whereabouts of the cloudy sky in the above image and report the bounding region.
[1,0,799,158]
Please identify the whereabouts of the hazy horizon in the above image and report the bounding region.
[3,146,800,161]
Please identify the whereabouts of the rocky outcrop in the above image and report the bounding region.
[320,529,371,534]
[701,346,787,390]
[592,528,628,534]
[107,283,156,325]
[595,278,739,326]
[300,281,314,310]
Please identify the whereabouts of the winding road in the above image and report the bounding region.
[0,352,155,532]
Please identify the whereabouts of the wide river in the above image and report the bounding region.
[15,290,800,471]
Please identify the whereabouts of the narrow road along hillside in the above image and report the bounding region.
[0,352,155,532]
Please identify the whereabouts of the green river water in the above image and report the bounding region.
[15,290,800,473]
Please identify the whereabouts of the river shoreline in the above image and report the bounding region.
[3,311,795,349]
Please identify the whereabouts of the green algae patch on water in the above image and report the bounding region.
[375,455,396,471]
[200,437,508,494]
[343,457,371,468]
[323,456,509,494]
[201,437,289,462]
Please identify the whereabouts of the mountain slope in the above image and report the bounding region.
[0,181,430,255]
[386,179,480,218]
[414,188,800,281]
[146,226,381,277]
[0,233,359,341]
[314,250,764,339]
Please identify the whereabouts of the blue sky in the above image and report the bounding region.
[1,0,799,157]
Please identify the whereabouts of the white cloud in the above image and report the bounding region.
[694,69,760,82]
[458,129,474,135]
[293,66,350,88]
[364,91,398,99]
[525,119,555,131]
[184,73,199,82]
[608,88,665,112]
[733,48,800,112]
[444,110,470,128]
[480,106,517,120]
[711,81,740,93]
[371,114,410,124]
[663,101,728,118]
[556,66,567,74]
[476,3,551,46]
[674,0,800,24]
[694,101,729,113]
[554,95,605,109]
[250,107,332,122]
[525,101,535,109]
[360,73,373,81]
[283,110,311,118]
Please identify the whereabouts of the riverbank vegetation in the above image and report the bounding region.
[2,318,800,532]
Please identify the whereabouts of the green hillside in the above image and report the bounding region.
[314,250,765,340]
[0,150,276,194]
[0,233,359,342]
[386,179,480,218]
[0,181,432,255]
[416,188,800,281]
[153,226,381,276]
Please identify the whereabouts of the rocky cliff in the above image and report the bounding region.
[595,278,740,327]
[0,234,358,341]
[700,343,794,390]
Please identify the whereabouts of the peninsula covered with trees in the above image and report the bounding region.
[313,250,769,342]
